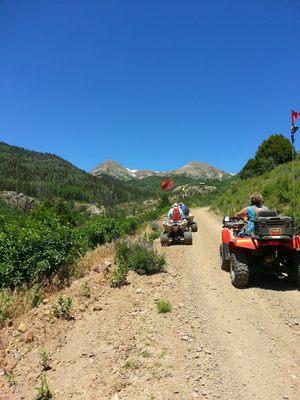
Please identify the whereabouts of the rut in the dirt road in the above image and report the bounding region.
[1,208,299,400]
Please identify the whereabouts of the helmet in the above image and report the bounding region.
[172,203,179,208]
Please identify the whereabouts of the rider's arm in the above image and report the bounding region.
[168,209,173,219]
[234,207,248,219]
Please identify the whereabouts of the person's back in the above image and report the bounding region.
[168,203,184,221]
[235,193,268,235]
[172,206,181,222]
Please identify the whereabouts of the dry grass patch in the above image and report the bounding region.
[75,242,115,276]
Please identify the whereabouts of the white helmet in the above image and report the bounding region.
[172,203,179,208]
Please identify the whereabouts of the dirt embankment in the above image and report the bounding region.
[1,208,299,400]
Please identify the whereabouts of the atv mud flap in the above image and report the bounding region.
[222,243,230,262]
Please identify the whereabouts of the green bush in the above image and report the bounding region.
[148,231,160,243]
[0,208,81,289]
[52,295,72,319]
[111,238,166,287]
[81,217,122,249]
[117,239,165,275]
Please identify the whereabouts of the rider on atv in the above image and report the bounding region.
[168,203,185,221]
[179,202,189,218]
[234,193,269,236]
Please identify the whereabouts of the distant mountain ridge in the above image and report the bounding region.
[91,160,162,181]
[91,160,227,181]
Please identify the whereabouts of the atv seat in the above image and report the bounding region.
[256,210,277,218]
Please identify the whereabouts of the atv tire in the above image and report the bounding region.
[289,251,300,289]
[183,231,193,245]
[191,222,198,232]
[160,233,169,247]
[230,250,249,288]
[220,244,230,271]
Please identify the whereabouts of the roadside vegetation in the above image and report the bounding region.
[210,158,300,223]
[111,238,166,287]
[0,199,168,290]
[0,198,168,325]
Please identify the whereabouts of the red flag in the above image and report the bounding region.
[161,180,168,190]
[167,177,174,189]
[161,176,174,190]
[291,110,300,124]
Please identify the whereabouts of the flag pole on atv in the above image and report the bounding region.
[290,110,300,226]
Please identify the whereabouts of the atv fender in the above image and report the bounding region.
[231,238,257,251]
[231,236,300,251]
[222,228,231,244]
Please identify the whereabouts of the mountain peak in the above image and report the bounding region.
[171,161,225,179]
[91,159,135,181]
[91,159,227,181]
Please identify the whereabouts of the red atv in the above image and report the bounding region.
[220,211,300,288]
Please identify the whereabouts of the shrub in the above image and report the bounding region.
[156,299,172,313]
[111,238,166,287]
[150,220,159,231]
[80,281,91,298]
[28,285,42,308]
[0,207,81,289]
[52,295,72,319]
[4,372,17,387]
[117,239,165,275]
[80,217,123,249]
[34,374,53,400]
[110,262,128,288]
[148,231,160,243]
[120,217,138,235]
[39,349,51,371]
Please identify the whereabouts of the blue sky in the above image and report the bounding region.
[0,0,299,173]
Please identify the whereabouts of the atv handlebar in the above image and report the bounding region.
[222,216,246,229]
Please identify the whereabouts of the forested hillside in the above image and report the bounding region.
[0,142,145,206]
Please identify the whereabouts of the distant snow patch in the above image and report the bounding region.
[126,168,138,177]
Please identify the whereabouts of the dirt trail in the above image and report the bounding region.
[1,208,300,400]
